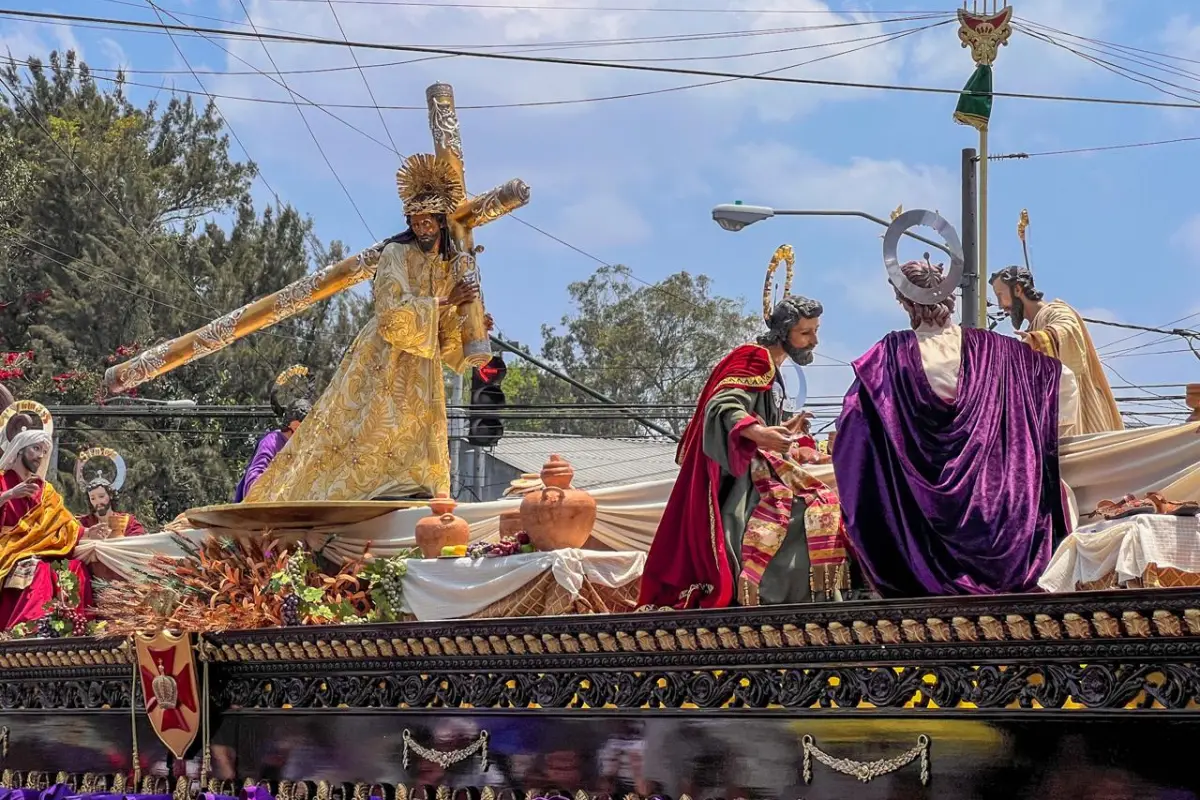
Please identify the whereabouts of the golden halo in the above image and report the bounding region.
[0,399,54,449]
[762,244,796,324]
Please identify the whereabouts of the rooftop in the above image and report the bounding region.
[491,433,679,489]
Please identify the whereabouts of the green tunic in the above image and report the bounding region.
[701,383,812,605]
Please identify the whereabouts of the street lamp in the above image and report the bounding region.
[711,203,774,232]
[712,202,954,258]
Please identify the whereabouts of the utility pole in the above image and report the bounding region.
[960,147,980,328]
[449,372,464,498]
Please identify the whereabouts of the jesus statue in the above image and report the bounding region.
[245,154,479,502]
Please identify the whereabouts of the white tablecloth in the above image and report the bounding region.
[399,548,644,621]
[1038,514,1200,593]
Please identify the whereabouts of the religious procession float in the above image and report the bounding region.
[5,10,1200,799]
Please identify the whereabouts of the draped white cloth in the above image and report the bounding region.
[74,422,1200,580]
[1038,514,1200,593]
[399,549,644,620]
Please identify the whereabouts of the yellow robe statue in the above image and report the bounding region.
[246,241,468,502]
[1026,299,1123,435]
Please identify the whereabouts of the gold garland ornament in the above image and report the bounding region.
[802,734,930,785]
[401,729,488,771]
[762,244,796,324]
[396,154,467,218]
[75,446,127,492]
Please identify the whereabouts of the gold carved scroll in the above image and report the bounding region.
[427,83,531,368]
[104,244,386,395]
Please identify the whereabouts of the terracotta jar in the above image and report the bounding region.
[520,454,597,551]
[414,494,470,558]
[498,507,523,538]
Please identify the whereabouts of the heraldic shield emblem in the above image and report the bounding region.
[135,630,200,759]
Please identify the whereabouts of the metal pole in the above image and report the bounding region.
[773,209,955,258]
[449,372,464,498]
[489,335,679,441]
[473,447,485,501]
[977,128,989,329]
[960,147,979,329]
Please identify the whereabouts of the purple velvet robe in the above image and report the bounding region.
[234,430,287,503]
[833,327,1067,597]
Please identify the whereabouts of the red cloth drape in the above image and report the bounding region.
[638,344,776,609]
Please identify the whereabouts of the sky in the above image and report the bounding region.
[1,0,1199,427]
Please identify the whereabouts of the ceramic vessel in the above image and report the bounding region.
[520,454,596,551]
[498,507,524,538]
[414,495,470,558]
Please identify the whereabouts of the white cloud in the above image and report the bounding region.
[1171,212,1200,262]
[553,191,652,249]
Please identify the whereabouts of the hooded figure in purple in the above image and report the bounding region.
[234,366,314,503]
[832,259,1079,597]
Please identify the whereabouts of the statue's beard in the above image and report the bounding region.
[785,342,814,366]
[20,452,40,474]
[415,232,440,253]
[92,502,110,516]
[1009,296,1026,329]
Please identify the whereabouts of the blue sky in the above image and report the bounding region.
[2,0,1199,425]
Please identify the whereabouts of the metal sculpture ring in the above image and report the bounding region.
[0,399,54,449]
[75,446,127,492]
[882,209,964,305]
[762,244,796,324]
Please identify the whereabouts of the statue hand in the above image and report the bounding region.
[784,411,813,436]
[484,313,495,332]
[445,280,479,308]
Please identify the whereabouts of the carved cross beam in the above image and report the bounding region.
[105,83,529,394]
[426,83,530,367]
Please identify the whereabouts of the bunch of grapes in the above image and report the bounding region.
[285,548,310,586]
[34,617,54,638]
[62,608,89,637]
[281,593,302,626]
[467,532,534,559]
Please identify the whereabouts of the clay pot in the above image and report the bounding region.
[414,495,470,558]
[520,454,597,551]
[498,507,523,538]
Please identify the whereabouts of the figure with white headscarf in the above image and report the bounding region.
[0,424,96,632]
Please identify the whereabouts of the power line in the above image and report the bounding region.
[1000,135,1200,159]
[1,23,940,111]
[322,0,399,154]
[7,8,1200,111]
[262,0,944,14]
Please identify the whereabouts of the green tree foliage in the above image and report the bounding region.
[504,265,758,437]
[0,52,370,525]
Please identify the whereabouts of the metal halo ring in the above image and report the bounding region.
[0,400,54,449]
[75,446,127,493]
[882,209,965,304]
[762,244,796,324]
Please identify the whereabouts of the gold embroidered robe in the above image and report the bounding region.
[245,242,468,501]
[1026,300,1123,435]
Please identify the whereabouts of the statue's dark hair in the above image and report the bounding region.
[386,213,452,258]
[282,399,312,431]
[989,265,1044,301]
[756,295,823,348]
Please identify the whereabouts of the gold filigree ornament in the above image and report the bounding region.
[401,729,488,771]
[0,399,53,450]
[396,154,467,217]
[957,3,1013,67]
[762,244,796,324]
[802,734,930,785]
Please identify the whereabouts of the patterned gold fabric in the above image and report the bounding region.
[1027,300,1123,434]
[0,481,80,581]
[400,571,641,621]
[246,242,468,501]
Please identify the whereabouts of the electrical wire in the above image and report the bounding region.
[0,23,943,111]
[264,0,945,14]
[7,8,1200,111]
[322,0,399,154]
